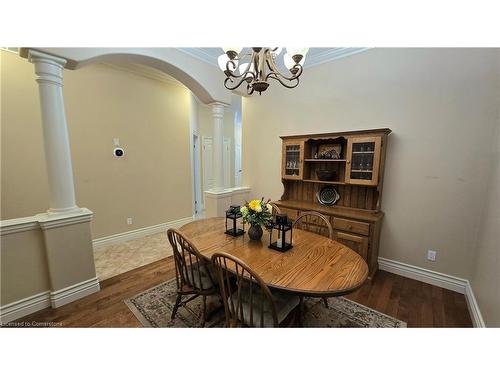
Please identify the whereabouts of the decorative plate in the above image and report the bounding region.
[317,186,340,206]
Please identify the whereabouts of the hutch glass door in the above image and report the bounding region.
[346,137,381,186]
[282,141,304,180]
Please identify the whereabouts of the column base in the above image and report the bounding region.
[47,206,82,215]
[204,187,251,218]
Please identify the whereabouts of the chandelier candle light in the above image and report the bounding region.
[218,47,309,95]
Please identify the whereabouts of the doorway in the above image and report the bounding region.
[224,137,231,188]
[193,133,202,213]
[202,137,214,192]
[234,108,242,187]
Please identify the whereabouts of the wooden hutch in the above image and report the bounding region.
[274,128,392,280]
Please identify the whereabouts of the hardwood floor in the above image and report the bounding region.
[14,256,473,328]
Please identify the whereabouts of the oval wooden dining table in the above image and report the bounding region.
[179,217,369,297]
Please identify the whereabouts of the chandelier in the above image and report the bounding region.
[218,47,309,95]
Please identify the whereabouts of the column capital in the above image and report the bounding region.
[28,50,67,87]
[211,102,227,118]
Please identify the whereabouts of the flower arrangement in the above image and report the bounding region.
[240,198,273,226]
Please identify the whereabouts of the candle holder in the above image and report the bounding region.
[268,213,293,252]
[225,205,245,237]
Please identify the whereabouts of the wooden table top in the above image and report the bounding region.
[179,217,369,297]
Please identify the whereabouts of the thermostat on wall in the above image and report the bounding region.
[113,147,125,157]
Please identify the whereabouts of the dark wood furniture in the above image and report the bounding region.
[211,252,300,327]
[167,228,219,327]
[293,211,333,239]
[276,128,391,279]
[268,202,282,216]
[179,218,368,297]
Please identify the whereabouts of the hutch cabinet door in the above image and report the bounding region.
[345,136,382,186]
[333,231,369,261]
[282,141,304,180]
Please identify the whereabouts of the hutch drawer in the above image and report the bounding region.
[332,217,370,236]
[333,231,369,262]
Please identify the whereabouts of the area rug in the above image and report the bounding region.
[125,279,406,328]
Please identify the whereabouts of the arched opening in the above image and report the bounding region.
[75,53,215,104]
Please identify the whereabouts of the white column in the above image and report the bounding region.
[28,50,79,214]
[211,103,225,191]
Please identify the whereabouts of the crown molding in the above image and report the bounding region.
[176,48,371,69]
[306,48,371,67]
[0,47,20,54]
[176,48,219,66]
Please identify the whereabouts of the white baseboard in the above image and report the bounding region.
[50,277,100,308]
[92,215,194,250]
[464,281,486,328]
[378,257,486,327]
[0,291,51,324]
[378,257,467,293]
[0,277,101,324]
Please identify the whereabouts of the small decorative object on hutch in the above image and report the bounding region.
[314,144,342,159]
[268,214,293,252]
[276,128,392,280]
[225,205,245,237]
[317,186,340,206]
[240,199,273,241]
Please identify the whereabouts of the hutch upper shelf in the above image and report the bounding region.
[281,129,390,187]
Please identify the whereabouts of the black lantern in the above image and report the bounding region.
[225,205,245,237]
[268,213,293,252]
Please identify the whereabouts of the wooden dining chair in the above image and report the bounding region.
[293,211,333,309]
[268,202,281,217]
[167,228,219,327]
[211,252,300,328]
[293,211,333,239]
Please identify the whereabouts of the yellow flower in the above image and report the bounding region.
[248,199,262,212]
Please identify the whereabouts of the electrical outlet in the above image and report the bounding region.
[127,217,133,225]
[427,250,437,262]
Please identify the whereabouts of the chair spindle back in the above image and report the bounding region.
[293,211,333,239]
[211,252,279,328]
[167,228,214,292]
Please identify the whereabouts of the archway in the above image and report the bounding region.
[20,47,232,105]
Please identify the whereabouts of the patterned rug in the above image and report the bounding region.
[125,279,406,328]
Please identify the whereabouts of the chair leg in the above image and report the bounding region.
[171,294,182,320]
[200,295,207,328]
[298,296,304,327]
[323,297,329,308]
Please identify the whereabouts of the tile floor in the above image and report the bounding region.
[93,232,172,281]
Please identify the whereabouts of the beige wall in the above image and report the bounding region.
[0,227,50,305]
[242,48,500,279]
[470,90,500,326]
[1,51,193,238]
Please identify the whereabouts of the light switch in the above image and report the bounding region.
[113,138,120,146]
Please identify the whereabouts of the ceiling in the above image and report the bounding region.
[177,48,369,69]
